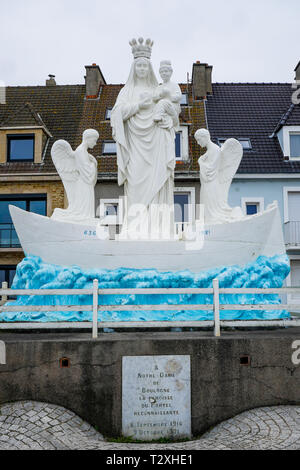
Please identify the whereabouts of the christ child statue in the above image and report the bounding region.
[153,60,182,126]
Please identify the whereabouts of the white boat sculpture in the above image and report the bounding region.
[9,201,286,273]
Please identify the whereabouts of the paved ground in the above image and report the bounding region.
[0,401,299,450]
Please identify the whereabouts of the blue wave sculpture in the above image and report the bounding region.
[1,254,290,322]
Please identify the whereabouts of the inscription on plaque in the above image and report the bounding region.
[122,355,191,440]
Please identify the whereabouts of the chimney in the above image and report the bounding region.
[295,60,300,81]
[46,74,56,86]
[192,61,213,100]
[85,64,106,99]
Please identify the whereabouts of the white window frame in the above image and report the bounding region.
[241,197,264,216]
[175,125,189,162]
[174,187,195,224]
[282,126,300,160]
[99,198,123,225]
[283,186,300,223]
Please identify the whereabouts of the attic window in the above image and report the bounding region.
[102,141,116,155]
[239,138,252,150]
[217,137,252,150]
[7,134,34,162]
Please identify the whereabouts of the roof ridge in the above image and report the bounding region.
[6,84,85,89]
[212,82,292,85]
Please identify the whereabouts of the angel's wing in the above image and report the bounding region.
[218,138,243,205]
[51,140,79,209]
[51,140,79,182]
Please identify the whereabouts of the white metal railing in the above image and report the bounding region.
[284,221,300,246]
[0,279,300,338]
[174,222,190,238]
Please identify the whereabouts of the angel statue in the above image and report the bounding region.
[51,129,99,224]
[194,129,244,224]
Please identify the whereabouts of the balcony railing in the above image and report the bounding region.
[175,222,190,238]
[0,223,21,248]
[284,221,300,247]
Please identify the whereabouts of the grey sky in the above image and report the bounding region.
[0,0,299,87]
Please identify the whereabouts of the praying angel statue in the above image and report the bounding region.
[194,129,244,224]
[51,129,99,224]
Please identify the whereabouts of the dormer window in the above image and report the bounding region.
[280,126,300,160]
[0,103,52,165]
[7,134,35,162]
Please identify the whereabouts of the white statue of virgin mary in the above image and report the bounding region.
[111,38,178,239]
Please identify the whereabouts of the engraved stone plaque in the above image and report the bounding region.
[122,355,191,440]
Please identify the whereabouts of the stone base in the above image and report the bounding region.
[0,329,299,438]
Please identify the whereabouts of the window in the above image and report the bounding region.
[283,187,300,223]
[174,188,195,223]
[7,134,35,161]
[290,134,300,158]
[102,141,117,155]
[0,266,16,288]
[287,191,300,222]
[99,198,123,225]
[174,126,189,161]
[0,194,47,247]
[175,132,181,159]
[282,126,300,160]
[105,108,112,120]
[241,198,264,216]
[290,260,300,289]
[286,259,300,303]
[217,137,252,150]
[239,138,252,150]
[246,203,258,215]
[180,93,188,106]
[174,193,190,223]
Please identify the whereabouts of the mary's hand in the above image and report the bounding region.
[139,92,152,110]
[163,101,177,118]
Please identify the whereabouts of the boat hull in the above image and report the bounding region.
[9,202,286,272]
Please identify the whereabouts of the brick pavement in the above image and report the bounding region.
[0,401,299,450]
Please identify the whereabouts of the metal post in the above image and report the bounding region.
[92,279,99,339]
[1,281,8,305]
[213,278,220,337]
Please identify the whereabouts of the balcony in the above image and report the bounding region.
[0,223,21,248]
[284,221,300,248]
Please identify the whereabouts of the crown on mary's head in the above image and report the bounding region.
[129,37,154,60]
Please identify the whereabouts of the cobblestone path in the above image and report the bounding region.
[0,401,299,450]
